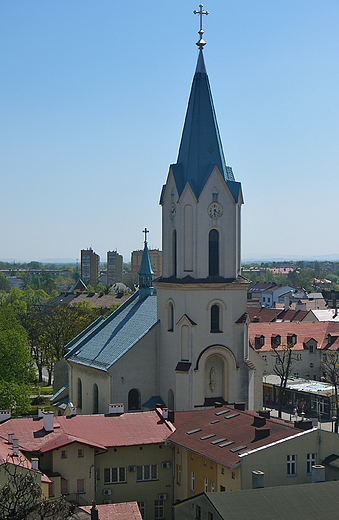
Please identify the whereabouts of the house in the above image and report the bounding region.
[169,405,339,502]
[249,321,339,380]
[173,481,339,520]
[52,23,264,415]
[0,408,174,520]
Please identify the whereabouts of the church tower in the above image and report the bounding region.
[156,6,263,411]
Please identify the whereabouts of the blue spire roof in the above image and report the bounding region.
[171,49,235,200]
[138,241,154,277]
[138,232,153,301]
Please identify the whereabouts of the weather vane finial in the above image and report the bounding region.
[193,4,209,49]
[142,227,149,245]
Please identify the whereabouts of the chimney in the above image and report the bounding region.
[258,409,270,419]
[108,403,124,415]
[38,407,45,418]
[234,402,246,411]
[311,465,325,483]
[252,470,265,489]
[31,458,39,471]
[8,433,14,444]
[254,428,270,441]
[253,415,266,427]
[294,420,313,430]
[162,408,169,420]
[0,410,11,423]
[284,295,289,311]
[91,500,99,520]
[70,406,76,416]
[12,438,19,457]
[43,411,54,432]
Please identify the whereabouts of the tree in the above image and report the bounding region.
[0,307,34,414]
[321,352,339,433]
[272,342,298,418]
[0,273,10,292]
[0,458,74,519]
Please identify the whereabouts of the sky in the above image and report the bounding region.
[1,1,339,264]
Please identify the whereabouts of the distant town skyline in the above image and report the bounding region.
[1,1,338,263]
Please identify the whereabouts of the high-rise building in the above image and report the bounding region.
[80,248,100,287]
[131,249,162,283]
[107,250,123,286]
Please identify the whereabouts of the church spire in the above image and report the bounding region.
[170,5,235,201]
[138,228,154,301]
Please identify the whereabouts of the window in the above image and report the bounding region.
[210,305,220,332]
[196,505,202,519]
[262,354,267,363]
[220,485,225,492]
[176,464,181,485]
[210,481,215,492]
[204,478,208,492]
[48,481,54,497]
[61,450,67,459]
[128,388,141,411]
[172,229,177,277]
[104,467,126,484]
[93,384,99,414]
[263,297,265,302]
[208,513,214,520]
[307,453,316,474]
[138,502,146,519]
[61,478,69,494]
[155,499,164,519]
[138,502,146,520]
[309,345,314,354]
[287,455,296,476]
[191,471,195,493]
[168,301,174,331]
[137,465,158,481]
[77,378,82,408]
[78,449,84,458]
[77,478,85,493]
[294,372,299,378]
[209,229,219,277]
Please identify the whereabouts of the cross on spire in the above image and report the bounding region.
[142,227,149,244]
[193,3,209,49]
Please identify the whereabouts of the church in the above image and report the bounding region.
[58,14,264,415]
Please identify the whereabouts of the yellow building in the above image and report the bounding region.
[131,249,162,283]
[169,406,339,502]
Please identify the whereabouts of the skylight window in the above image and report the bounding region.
[200,434,216,440]
[230,445,247,453]
[218,441,235,448]
[186,428,202,435]
[224,413,240,420]
[210,420,219,424]
[210,438,227,445]
[215,409,230,416]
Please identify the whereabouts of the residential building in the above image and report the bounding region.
[81,248,100,287]
[174,481,339,520]
[107,251,123,286]
[0,408,174,520]
[169,405,339,502]
[131,249,162,282]
[249,321,339,381]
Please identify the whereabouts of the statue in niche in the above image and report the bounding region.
[209,366,216,392]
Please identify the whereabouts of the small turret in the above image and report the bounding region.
[138,228,154,301]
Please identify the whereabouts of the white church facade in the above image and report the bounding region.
[59,31,264,415]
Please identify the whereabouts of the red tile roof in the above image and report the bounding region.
[247,307,308,323]
[170,407,304,467]
[249,321,339,351]
[0,410,174,454]
[80,502,142,520]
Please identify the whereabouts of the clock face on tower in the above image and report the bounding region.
[208,202,223,220]
[169,203,176,220]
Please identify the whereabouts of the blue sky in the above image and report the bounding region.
[1,1,339,263]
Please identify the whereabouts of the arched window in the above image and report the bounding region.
[210,305,220,333]
[128,389,141,411]
[77,378,82,409]
[172,229,177,277]
[93,384,99,414]
[168,301,174,331]
[209,229,219,277]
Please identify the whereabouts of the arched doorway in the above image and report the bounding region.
[128,388,141,411]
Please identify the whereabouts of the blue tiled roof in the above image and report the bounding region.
[174,50,235,201]
[66,292,158,370]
